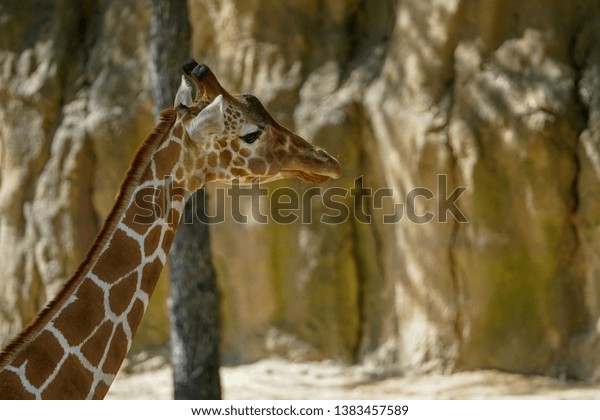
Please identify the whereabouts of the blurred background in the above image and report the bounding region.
[2,0,600,397]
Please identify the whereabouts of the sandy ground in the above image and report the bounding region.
[105,353,600,400]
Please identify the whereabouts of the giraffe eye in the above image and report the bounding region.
[240,131,261,144]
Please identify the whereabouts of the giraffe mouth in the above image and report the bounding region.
[280,157,342,183]
[279,147,342,184]
[282,170,334,184]
[287,146,342,184]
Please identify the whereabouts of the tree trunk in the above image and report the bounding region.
[149,0,221,400]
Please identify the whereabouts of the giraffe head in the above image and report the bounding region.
[174,60,341,188]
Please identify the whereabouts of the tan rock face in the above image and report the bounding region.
[3,0,600,379]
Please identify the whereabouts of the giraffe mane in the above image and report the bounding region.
[0,108,178,368]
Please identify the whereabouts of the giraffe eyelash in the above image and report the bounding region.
[240,131,261,144]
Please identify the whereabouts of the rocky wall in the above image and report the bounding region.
[2,0,600,380]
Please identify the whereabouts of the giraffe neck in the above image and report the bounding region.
[0,109,203,399]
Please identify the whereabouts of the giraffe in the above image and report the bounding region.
[0,60,341,399]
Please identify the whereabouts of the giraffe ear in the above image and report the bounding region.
[174,76,194,107]
[185,94,225,141]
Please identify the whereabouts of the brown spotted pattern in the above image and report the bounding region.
[0,115,190,399]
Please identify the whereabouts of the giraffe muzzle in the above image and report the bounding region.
[313,148,342,180]
[282,147,342,184]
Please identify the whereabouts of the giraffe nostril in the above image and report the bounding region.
[314,147,332,161]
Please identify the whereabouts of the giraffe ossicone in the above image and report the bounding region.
[0,60,341,399]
